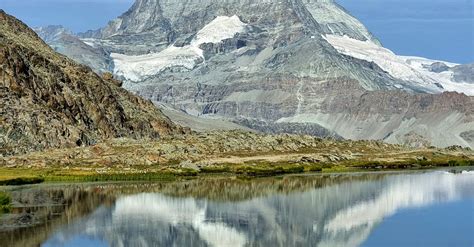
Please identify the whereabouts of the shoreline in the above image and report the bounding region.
[1,132,473,186]
[1,159,472,186]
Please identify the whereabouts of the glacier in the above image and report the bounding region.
[324,34,474,96]
[112,15,247,81]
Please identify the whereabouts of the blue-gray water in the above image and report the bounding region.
[1,169,473,246]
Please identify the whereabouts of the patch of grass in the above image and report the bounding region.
[447,159,474,167]
[200,166,231,174]
[0,168,185,183]
[0,156,471,183]
[45,172,179,182]
[234,164,305,177]
[344,158,474,171]
[412,158,474,168]
[306,164,323,172]
[305,163,335,172]
[176,169,199,177]
[0,191,11,213]
[284,165,305,174]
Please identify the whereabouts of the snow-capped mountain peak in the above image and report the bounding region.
[36,0,474,148]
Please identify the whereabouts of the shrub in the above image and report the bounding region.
[0,191,11,213]
[308,165,322,172]
[235,164,305,177]
[200,166,231,173]
[283,165,305,174]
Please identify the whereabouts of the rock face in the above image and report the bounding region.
[40,0,473,148]
[34,25,113,74]
[427,62,450,73]
[0,10,184,156]
[451,63,474,83]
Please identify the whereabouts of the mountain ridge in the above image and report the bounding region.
[34,25,113,74]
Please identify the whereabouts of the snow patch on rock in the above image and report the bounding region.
[112,15,247,81]
[401,56,474,96]
[112,46,203,82]
[193,15,247,45]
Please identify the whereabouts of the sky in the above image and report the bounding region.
[1,0,473,64]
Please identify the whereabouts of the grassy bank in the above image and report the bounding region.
[0,156,472,185]
[0,168,185,185]
[345,158,474,170]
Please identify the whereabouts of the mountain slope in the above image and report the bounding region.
[41,0,474,148]
[324,35,474,96]
[0,10,183,156]
[34,25,113,74]
[302,0,380,44]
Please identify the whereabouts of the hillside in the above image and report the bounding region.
[0,10,184,156]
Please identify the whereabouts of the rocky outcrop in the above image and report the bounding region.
[426,62,450,73]
[233,118,342,139]
[451,63,474,83]
[0,10,184,156]
[1,130,407,168]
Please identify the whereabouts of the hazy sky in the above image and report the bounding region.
[1,0,473,63]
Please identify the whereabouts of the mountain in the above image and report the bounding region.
[0,10,184,156]
[34,25,113,74]
[40,0,474,148]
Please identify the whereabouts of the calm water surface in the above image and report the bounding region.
[1,169,473,247]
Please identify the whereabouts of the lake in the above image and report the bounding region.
[1,169,473,247]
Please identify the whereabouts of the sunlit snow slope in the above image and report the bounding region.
[112,15,247,81]
[324,35,473,96]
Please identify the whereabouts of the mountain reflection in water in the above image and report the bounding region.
[2,170,473,247]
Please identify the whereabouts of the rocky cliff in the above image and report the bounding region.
[0,10,184,156]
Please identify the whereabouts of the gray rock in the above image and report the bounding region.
[451,63,474,83]
[425,62,450,73]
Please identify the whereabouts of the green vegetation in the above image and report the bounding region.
[447,159,474,167]
[0,177,44,186]
[0,168,179,184]
[45,173,179,182]
[200,166,231,174]
[234,164,305,177]
[305,163,336,172]
[0,191,11,213]
[0,156,472,184]
[342,157,474,171]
